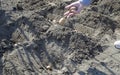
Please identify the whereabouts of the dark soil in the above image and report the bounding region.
[0,0,120,75]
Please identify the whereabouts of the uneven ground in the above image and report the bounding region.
[0,0,120,75]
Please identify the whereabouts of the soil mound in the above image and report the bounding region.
[0,0,120,75]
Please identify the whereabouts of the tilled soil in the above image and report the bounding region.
[0,0,120,75]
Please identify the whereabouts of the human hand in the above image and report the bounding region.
[64,1,84,18]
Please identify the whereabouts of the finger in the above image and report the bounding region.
[70,6,77,11]
[65,4,74,9]
[67,13,75,18]
[70,10,79,14]
[65,1,79,9]
[65,2,77,9]
[64,11,70,16]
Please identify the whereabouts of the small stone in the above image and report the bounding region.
[46,65,52,71]
[14,44,18,47]
[16,3,23,10]
[53,20,57,23]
